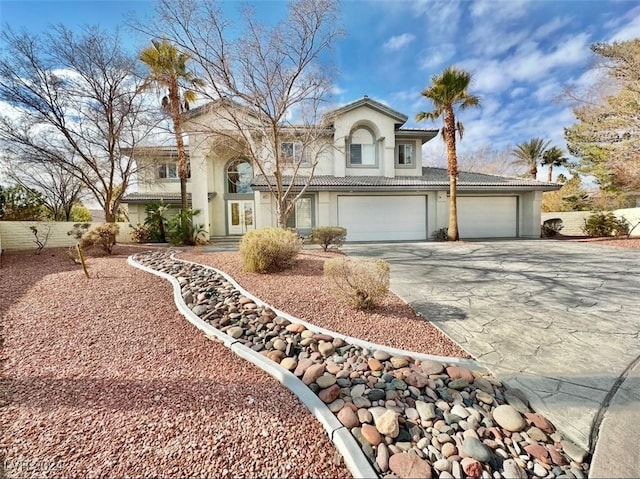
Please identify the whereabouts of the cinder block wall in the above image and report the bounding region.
[542,207,640,236]
[0,222,133,252]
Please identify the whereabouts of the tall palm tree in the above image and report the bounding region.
[416,66,480,241]
[140,38,203,213]
[512,138,550,180]
[541,146,569,182]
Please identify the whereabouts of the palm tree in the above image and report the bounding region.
[416,66,481,241]
[512,138,550,180]
[541,146,569,182]
[139,38,203,213]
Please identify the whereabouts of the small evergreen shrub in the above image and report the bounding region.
[310,226,347,251]
[431,227,449,241]
[541,218,564,237]
[68,223,91,240]
[239,227,302,273]
[79,223,120,254]
[324,257,390,310]
[582,212,630,237]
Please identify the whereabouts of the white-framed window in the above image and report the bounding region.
[396,142,415,167]
[157,161,190,179]
[348,126,377,167]
[281,141,308,165]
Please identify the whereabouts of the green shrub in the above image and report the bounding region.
[582,211,630,237]
[323,257,390,310]
[144,201,169,242]
[310,226,347,251]
[431,227,448,241]
[79,223,120,254]
[68,223,91,240]
[541,218,564,237]
[166,209,206,246]
[239,227,302,273]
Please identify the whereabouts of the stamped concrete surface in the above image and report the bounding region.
[344,240,640,468]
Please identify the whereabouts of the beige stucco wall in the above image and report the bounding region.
[0,222,133,252]
[541,207,640,236]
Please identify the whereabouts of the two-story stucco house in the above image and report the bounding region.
[123,96,560,241]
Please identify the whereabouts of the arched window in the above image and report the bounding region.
[348,125,377,166]
[226,159,253,194]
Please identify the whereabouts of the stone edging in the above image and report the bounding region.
[127,253,484,478]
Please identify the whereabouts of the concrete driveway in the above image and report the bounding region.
[343,240,640,464]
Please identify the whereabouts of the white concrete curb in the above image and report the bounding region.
[128,254,378,478]
[170,253,484,371]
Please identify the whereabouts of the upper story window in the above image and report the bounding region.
[281,141,308,165]
[396,142,415,167]
[227,158,253,194]
[348,126,377,167]
[158,161,190,179]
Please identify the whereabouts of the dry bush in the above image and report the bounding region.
[79,223,120,254]
[239,227,302,273]
[324,257,390,310]
[309,226,347,251]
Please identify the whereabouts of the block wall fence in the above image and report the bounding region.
[0,221,134,252]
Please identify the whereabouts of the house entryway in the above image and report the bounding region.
[227,200,255,235]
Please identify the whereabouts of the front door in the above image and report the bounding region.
[227,200,255,235]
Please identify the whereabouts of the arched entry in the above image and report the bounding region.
[225,158,255,235]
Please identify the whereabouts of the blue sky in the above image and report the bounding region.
[2,0,640,179]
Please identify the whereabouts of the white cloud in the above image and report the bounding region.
[412,0,463,35]
[383,33,416,51]
[608,6,640,41]
[533,16,572,40]
[418,45,456,70]
[470,0,530,22]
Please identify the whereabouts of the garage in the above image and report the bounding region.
[457,196,518,238]
[338,195,427,241]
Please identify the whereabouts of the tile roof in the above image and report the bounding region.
[122,192,216,203]
[251,167,561,192]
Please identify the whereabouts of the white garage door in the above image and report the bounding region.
[457,196,517,238]
[338,196,427,241]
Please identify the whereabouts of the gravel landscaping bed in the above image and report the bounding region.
[0,247,349,478]
[181,250,470,358]
[133,250,592,479]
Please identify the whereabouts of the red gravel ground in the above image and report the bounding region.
[0,246,350,479]
[182,249,471,358]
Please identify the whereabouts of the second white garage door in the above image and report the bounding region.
[457,196,518,238]
[338,196,427,241]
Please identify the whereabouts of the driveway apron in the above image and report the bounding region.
[343,240,640,455]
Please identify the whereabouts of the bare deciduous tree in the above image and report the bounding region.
[134,0,343,227]
[0,26,159,222]
[455,145,526,177]
[1,158,86,221]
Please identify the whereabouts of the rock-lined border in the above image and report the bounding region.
[128,252,480,478]
[129,251,590,479]
[128,253,375,477]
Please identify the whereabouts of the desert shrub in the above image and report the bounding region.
[239,227,302,273]
[541,218,564,237]
[129,223,151,243]
[431,227,448,241]
[79,223,120,254]
[582,212,630,237]
[67,222,91,240]
[166,209,206,246]
[324,257,390,310]
[310,226,347,251]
